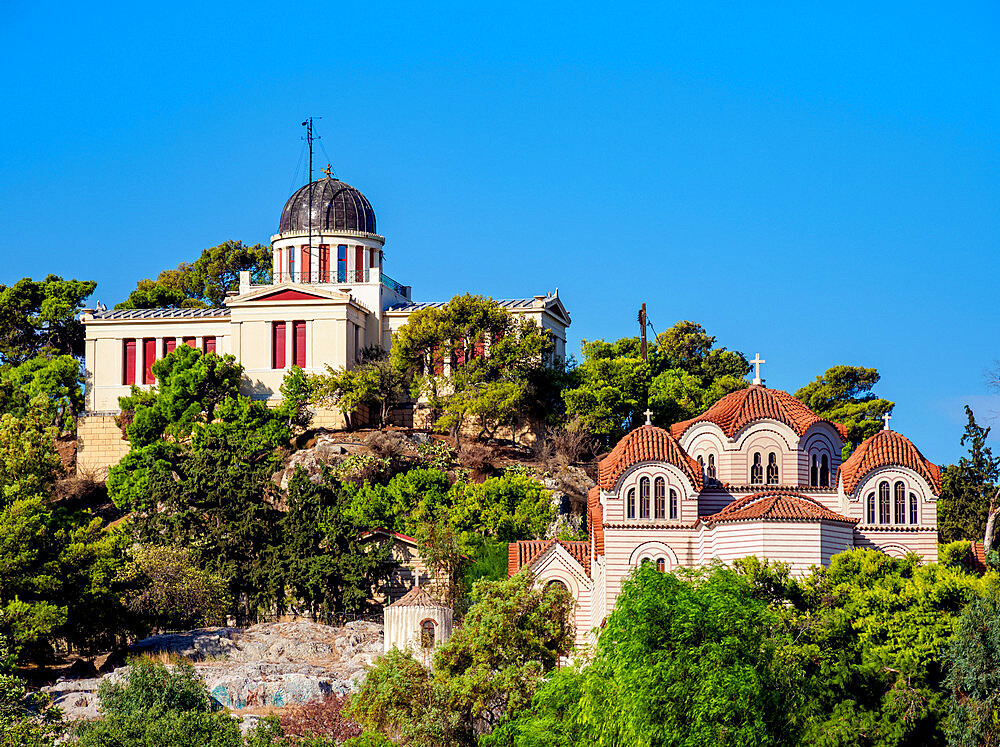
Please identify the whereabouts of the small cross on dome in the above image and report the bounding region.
[644,408,653,426]
[751,353,766,385]
[882,412,892,431]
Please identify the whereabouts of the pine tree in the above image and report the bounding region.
[938,406,1000,545]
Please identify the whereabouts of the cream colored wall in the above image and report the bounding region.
[844,466,938,529]
[853,527,939,562]
[76,414,130,477]
[84,317,231,411]
[606,463,699,524]
[383,604,453,660]
[599,527,700,609]
[529,546,594,650]
[702,521,851,575]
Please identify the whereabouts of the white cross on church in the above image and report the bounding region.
[644,408,653,426]
[751,353,765,386]
[882,412,892,431]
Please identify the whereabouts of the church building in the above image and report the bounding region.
[76,178,571,474]
[509,361,941,648]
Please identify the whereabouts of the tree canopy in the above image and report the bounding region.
[938,406,1000,545]
[794,365,893,457]
[0,275,96,363]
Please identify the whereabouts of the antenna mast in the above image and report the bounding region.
[301,118,322,277]
[639,303,647,361]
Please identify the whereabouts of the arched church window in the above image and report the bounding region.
[867,492,876,524]
[707,454,717,481]
[546,579,568,593]
[810,455,818,487]
[669,488,678,520]
[750,453,763,485]
[909,493,918,524]
[878,481,890,524]
[627,488,635,520]
[766,453,779,485]
[894,481,906,524]
[639,477,650,519]
[654,477,666,519]
[421,619,436,649]
[656,558,666,572]
[820,454,830,488]
[698,455,705,475]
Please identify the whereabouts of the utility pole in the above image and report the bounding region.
[639,303,647,361]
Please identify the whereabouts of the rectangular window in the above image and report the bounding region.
[292,321,306,368]
[288,248,296,282]
[143,338,156,384]
[182,336,196,348]
[337,245,347,282]
[202,336,216,355]
[302,246,310,282]
[122,339,136,385]
[369,247,377,270]
[319,245,330,282]
[277,247,283,282]
[355,245,365,282]
[164,337,177,355]
[272,322,286,369]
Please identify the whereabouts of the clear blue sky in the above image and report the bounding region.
[2,1,998,464]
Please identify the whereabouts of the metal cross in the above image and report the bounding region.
[882,412,892,431]
[644,408,653,426]
[751,353,765,385]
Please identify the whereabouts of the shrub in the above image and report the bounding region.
[364,430,408,460]
[280,693,363,741]
[457,442,493,473]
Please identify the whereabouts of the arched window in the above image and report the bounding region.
[878,481,890,524]
[820,454,829,488]
[656,558,666,572]
[639,477,650,519]
[421,619,436,649]
[867,492,876,524]
[750,452,763,484]
[627,488,635,520]
[894,481,906,524]
[697,455,705,475]
[810,455,818,487]
[766,453,779,485]
[707,454,717,480]
[909,493,918,524]
[546,579,568,593]
[654,477,666,519]
[669,488,678,520]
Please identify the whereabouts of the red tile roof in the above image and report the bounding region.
[669,385,848,441]
[597,425,703,492]
[507,539,591,577]
[838,429,942,496]
[969,542,988,574]
[387,585,450,609]
[588,486,604,557]
[700,490,856,526]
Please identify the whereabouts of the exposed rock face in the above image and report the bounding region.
[46,620,383,721]
[273,434,354,490]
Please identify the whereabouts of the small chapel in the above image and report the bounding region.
[509,359,941,648]
[76,176,571,474]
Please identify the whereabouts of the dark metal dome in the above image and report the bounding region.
[279,178,376,234]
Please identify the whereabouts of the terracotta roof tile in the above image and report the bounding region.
[387,585,450,609]
[597,425,703,492]
[838,429,942,496]
[669,385,848,441]
[700,490,856,526]
[969,542,988,574]
[507,539,591,577]
[588,487,605,557]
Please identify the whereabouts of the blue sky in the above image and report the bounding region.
[1,1,997,464]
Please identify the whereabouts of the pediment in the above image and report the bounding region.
[227,283,350,306]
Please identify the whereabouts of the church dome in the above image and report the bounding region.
[838,429,942,496]
[597,425,703,491]
[279,178,377,235]
[669,385,848,441]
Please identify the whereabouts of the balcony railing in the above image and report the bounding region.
[271,269,370,284]
[381,272,408,297]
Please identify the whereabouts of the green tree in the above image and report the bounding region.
[945,592,1000,747]
[0,276,96,363]
[312,348,405,430]
[794,365,893,457]
[0,354,84,430]
[345,467,453,536]
[0,635,63,747]
[448,473,554,544]
[390,295,557,445]
[116,240,270,310]
[0,398,61,507]
[938,406,1000,545]
[277,469,390,620]
[347,571,575,745]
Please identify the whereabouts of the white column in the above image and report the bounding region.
[285,322,293,369]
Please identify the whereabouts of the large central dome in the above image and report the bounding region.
[279,178,376,235]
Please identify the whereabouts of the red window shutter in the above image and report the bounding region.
[164,338,177,355]
[143,338,156,384]
[302,246,310,282]
[369,247,377,270]
[319,245,330,281]
[123,339,136,385]
[355,245,364,281]
[273,322,286,369]
[292,321,306,368]
[202,336,216,354]
[455,337,466,366]
[182,336,196,348]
